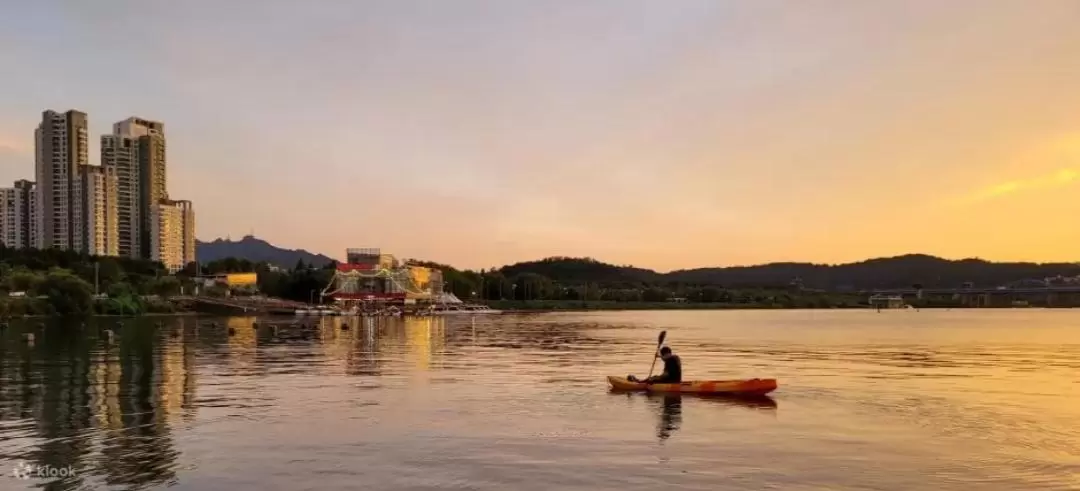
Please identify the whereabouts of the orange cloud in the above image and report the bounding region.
[959,133,1080,204]
[965,167,1077,203]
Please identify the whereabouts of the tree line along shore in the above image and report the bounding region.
[7,247,1078,318]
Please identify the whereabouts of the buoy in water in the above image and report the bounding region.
[228,327,236,336]
[341,323,350,331]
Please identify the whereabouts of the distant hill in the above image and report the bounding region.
[499,257,660,284]
[494,254,1080,290]
[193,236,1080,290]
[665,254,1080,290]
[195,235,335,269]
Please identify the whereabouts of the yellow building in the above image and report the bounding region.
[151,199,195,273]
[224,272,257,287]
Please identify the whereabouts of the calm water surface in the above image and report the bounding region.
[1,310,1079,490]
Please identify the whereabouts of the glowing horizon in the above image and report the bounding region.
[2,1,1079,271]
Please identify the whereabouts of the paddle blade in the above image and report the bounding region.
[657,330,667,346]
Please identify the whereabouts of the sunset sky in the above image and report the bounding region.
[1,1,1078,271]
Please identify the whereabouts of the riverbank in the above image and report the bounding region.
[485,300,1076,312]
[0,296,192,317]
[485,299,869,312]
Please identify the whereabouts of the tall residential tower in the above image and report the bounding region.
[35,110,88,250]
[151,199,195,272]
[105,117,167,259]
[0,180,39,249]
[23,110,193,264]
[101,131,140,257]
[74,165,119,256]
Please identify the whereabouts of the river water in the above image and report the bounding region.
[1,310,1078,490]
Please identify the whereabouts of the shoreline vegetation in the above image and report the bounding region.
[3,246,1079,319]
[488,300,864,312]
[0,247,189,318]
[485,299,1031,312]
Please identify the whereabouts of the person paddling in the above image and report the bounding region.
[629,346,682,384]
[648,347,682,384]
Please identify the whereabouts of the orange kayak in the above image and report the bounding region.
[607,375,777,396]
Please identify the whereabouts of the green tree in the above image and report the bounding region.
[149,276,182,297]
[480,272,511,300]
[512,273,553,300]
[107,281,135,298]
[7,268,42,292]
[96,258,124,290]
[179,261,200,277]
[642,287,670,302]
[34,269,94,315]
[696,286,721,302]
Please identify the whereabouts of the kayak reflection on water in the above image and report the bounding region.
[616,392,778,441]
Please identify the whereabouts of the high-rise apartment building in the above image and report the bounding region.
[74,165,119,257]
[18,180,40,249]
[101,167,120,257]
[21,110,193,265]
[178,200,195,268]
[35,110,88,250]
[101,133,140,258]
[108,117,166,259]
[1,188,19,248]
[0,180,40,249]
[151,199,194,272]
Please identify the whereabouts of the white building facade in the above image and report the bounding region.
[0,180,40,249]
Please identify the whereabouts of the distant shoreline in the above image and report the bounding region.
[484,300,1072,312]
[486,300,866,312]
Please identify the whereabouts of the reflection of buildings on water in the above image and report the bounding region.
[318,318,356,371]
[225,317,259,369]
[338,316,449,376]
[32,332,98,489]
[100,322,194,487]
[157,327,197,422]
[0,320,196,488]
[89,342,123,432]
[404,317,448,372]
[344,317,383,377]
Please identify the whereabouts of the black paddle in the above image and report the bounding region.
[644,330,667,382]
